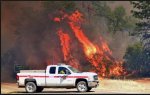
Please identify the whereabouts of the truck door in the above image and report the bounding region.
[58,67,74,86]
[46,66,59,86]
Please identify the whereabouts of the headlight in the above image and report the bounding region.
[93,75,98,80]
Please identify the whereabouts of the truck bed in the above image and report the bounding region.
[20,70,45,73]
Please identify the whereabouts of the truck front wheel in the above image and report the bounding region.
[25,82,37,93]
[77,81,88,92]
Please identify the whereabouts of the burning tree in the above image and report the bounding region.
[53,10,124,78]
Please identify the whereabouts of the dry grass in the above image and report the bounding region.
[1,78,150,94]
[98,78,150,93]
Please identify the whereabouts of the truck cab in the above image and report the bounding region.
[17,64,99,93]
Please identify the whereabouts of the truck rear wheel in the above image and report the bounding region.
[25,82,37,93]
[77,81,88,92]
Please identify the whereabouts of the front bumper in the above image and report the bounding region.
[88,80,99,88]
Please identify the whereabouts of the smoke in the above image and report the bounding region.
[1,1,63,82]
[76,1,137,61]
[1,1,136,81]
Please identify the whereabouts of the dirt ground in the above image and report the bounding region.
[1,78,150,94]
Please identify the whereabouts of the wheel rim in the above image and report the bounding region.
[78,83,87,92]
[26,83,35,92]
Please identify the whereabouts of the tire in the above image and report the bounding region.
[76,81,88,92]
[87,87,92,92]
[36,87,44,92]
[25,82,37,93]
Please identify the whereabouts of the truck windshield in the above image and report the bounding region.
[68,66,81,73]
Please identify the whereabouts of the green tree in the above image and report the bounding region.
[123,42,150,77]
[123,1,150,78]
[124,16,137,34]
[131,1,150,51]
[92,1,135,33]
[108,6,126,32]
[92,1,111,17]
[123,43,143,72]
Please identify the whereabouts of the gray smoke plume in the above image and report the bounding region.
[1,1,137,82]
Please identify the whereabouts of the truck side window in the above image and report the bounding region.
[49,67,56,74]
[58,67,71,74]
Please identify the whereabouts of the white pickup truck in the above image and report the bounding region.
[17,64,99,93]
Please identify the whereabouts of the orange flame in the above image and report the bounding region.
[99,36,112,55]
[67,10,123,77]
[53,10,124,77]
[57,29,71,61]
[57,28,80,69]
[54,17,61,22]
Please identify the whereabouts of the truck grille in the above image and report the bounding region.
[94,75,98,80]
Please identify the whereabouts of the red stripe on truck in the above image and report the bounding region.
[66,76,88,78]
[18,75,49,78]
[52,76,88,78]
[18,75,88,78]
